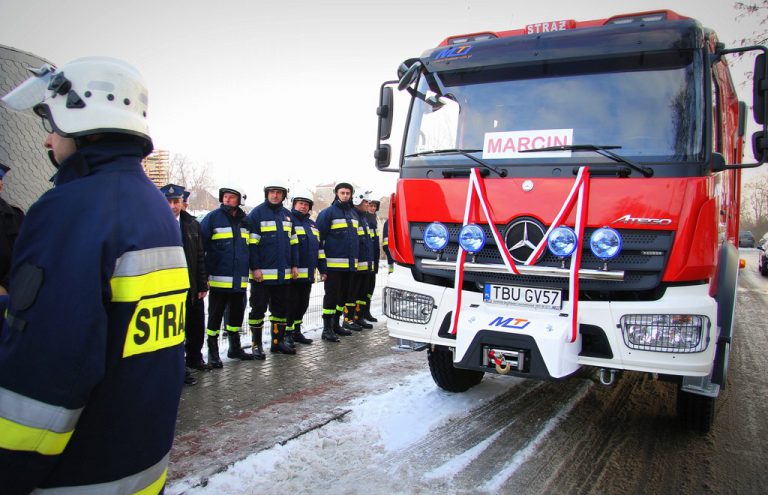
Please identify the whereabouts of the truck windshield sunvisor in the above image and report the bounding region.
[422,20,704,73]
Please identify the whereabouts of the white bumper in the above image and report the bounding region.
[385,264,718,377]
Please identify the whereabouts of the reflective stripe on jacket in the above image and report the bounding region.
[246,201,299,285]
[291,208,323,282]
[316,199,359,272]
[200,206,252,292]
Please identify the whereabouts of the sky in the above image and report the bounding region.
[0,0,763,205]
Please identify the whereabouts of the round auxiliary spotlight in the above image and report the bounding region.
[423,222,449,251]
[458,224,486,254]
[590,227,622,260]
[547,226,578,258]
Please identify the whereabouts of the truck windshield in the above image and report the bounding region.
[404,50,705,165]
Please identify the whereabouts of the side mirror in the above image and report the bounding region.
[374,144,391,169]
[377,87,393,140]
[754,53,767,125]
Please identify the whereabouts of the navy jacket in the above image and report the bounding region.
[0,139,188,494]
[366,212,380,273]
[247,201,299,285]
[200,205,251,292]
[316,198,359,272]
[353,207,373,272]
[291,208,324,283]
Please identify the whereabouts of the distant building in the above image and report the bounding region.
[142,149,169,187]
[0,45,55,211]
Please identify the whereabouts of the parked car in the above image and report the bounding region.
[739,230,755,248]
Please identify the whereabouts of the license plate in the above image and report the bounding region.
[483,283,562,310]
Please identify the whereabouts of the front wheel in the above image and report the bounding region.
[677,388,715,433]
[427,345,484,392]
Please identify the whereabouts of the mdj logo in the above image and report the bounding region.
[489,316,530,330]
[434,45,472,60]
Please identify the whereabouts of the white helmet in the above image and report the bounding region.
[263,178,289,196]
[2,57,151,148]
[290,188,314,208]
[352,187,372,206]
[219,186,246,205]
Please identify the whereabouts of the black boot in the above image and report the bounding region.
[187,355,213,371]
[334,313,353,336]
[270,323,296,354]
[227,331,255,360]
[356,306,373,329]
[343,306,362,332]
[322,317,340,342]
[285,327,296,348]
[250,325,266,360]
[207,335,223,369]
[363,299,378,322]
[184,367,197,385]
[292,323,313,345]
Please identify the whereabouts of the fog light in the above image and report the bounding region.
[458,224,486,253]
[383,287,434,324]
[547,226,577,257]
[423,222,449,251]
[621,314,709,353]
[590,227,622,260]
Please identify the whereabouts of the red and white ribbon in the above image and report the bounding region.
[450,167,590,344]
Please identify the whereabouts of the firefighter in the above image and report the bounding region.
[247,178,298,355]
[382,218,394,273]
[345,188,373,331]
[160,184,211,374]
[200,185,255,365]
[287,188,326,345]
[0,56,187,493]
[316,182,359,341]
[363,198,381,322]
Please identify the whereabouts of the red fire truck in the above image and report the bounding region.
[375,10,767,432]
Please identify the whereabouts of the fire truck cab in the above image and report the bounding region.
[375,10,768,432]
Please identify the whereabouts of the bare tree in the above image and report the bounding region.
[168,153,217,211]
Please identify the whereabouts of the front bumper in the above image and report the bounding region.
[384,264,718,378]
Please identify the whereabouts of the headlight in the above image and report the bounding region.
[547,226,577,257]
[458,224,486,253]
[621,314,709,353]
[590,227,622,260]
[423,222,449,251]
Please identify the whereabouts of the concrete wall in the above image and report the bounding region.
[0,45,56,211]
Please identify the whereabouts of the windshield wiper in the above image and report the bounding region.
[519,144,654,178]
[404,149,507,177]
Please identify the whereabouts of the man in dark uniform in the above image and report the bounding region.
[200,185,255,365]
[0,163,24,292]
[316,182,359,341]
[161,184,210,379]
[247,179,298,355]
[363,198,381,322]
[0,56,187,494]
[286,188,325,345]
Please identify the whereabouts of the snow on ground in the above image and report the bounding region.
[168,371,517,495]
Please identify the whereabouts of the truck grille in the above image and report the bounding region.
[410,222,674,299]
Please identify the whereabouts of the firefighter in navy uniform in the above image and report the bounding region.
[200,185,255,365]
[363,198,381,322]
[316,182,359,341]
[0,57,188,494]
[345,189,373,331]
[382,218,394,274]
[247,179,298,355]
[286,188,326,345]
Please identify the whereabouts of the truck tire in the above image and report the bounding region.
[676,388,715,433]
[428,345,484,392]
